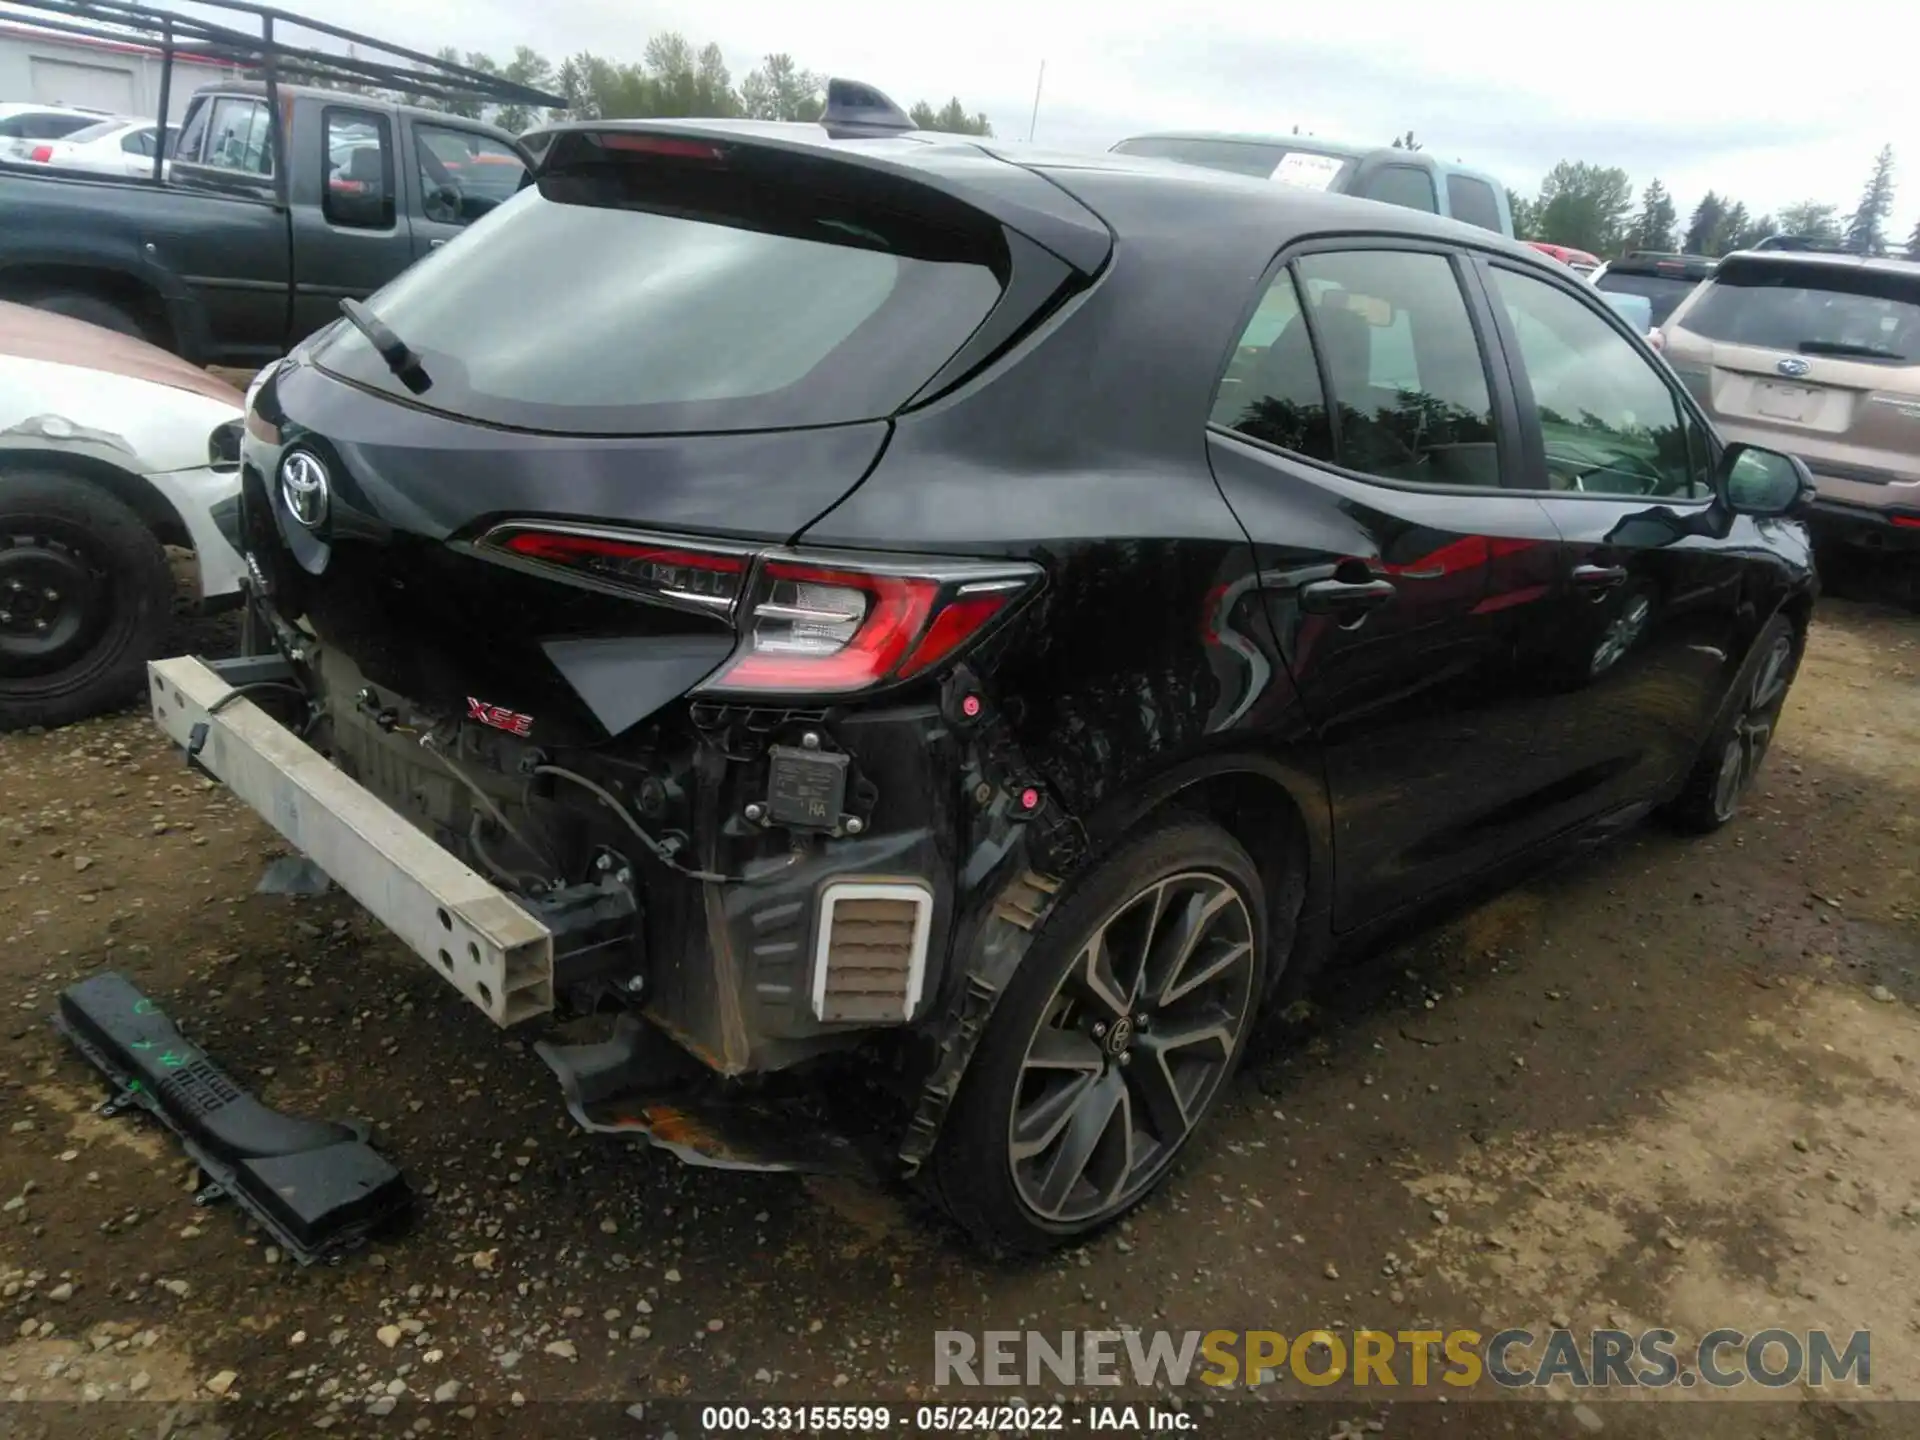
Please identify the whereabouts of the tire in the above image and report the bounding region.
[1664,613,1801,834]
[19,289,147,341]
[0,470,172,732]
[928,818,1269,1254]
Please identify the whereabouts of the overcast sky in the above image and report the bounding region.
[255,0,1920,234]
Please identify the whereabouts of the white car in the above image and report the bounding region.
[0,300,246,729]
[0,102,115,143]
[3,115,165,176]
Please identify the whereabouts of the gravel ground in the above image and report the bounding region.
[0,587,1915,1440]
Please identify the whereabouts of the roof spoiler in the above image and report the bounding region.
[820,78,915,139]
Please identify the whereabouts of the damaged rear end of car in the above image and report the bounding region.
[154,117,1110,1175]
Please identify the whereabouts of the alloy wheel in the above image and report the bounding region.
[1711,631,1795,822]
[1008,871,1256,1225]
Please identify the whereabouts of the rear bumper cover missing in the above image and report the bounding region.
[147,655,555,1027]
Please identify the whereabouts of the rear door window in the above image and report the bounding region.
[1678,257,1920,364]
[1296,249,1499,485]
[316,140,1008,435]
[1209,269,1336,462]
[1214,248,1502,488]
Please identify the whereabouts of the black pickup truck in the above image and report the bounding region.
[0,82,532,367]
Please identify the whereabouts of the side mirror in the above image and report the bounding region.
[1715,442,1813,517]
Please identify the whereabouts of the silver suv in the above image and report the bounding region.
[1661,250,1920,557]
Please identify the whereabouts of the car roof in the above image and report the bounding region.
[190,80,521,140]
[1711,248,1920,280]
[526,117,1544,278]
[0,101,109,117]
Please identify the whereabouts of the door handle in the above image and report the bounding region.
[1571,563,1628,592]
[428,238,447,249]
[1299,577,1397,616]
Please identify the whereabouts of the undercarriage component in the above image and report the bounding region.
[148,654,556,1027]
[54,973,411,1265]
[535,1015,874,1174]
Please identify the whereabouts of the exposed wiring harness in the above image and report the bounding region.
[532,763,800,886]
[418,733,558,882]
[207,681,321,738]
[208,681,307,715]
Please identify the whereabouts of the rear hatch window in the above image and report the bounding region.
[314,134,1009,434]
[1594,270,1700,327]
[1677,257,1920,364]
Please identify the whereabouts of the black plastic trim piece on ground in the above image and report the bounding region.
[53,972,410,1265]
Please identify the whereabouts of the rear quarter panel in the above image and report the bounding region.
[800,165,1337,894]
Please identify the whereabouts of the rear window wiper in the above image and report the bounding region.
[1798,339,1907,362]
[339,299,433,394]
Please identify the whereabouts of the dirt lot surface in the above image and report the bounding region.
[0,592,1915,1440]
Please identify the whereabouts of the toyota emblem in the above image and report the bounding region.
[1776,357,1811,379]
[278,450,330,530]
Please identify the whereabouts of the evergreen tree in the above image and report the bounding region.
[1844,145,1896,256]
[1630,179,1676,252]
[1684,192,1727,254]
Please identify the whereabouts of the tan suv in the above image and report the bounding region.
[1661,250,1920,558]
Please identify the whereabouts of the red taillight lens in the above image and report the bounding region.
[703,555,1038,697]
[479,523,1039,695]
[28,145,54,163]
[1891,515,1920,530]
[480,524,748,613]
[716,562,936,692]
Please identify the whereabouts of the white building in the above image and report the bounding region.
[0,19,244,120]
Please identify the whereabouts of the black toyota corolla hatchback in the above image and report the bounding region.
[203,90,1817,1253]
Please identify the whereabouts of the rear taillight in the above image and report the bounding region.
[478,523,1039,696]
[28,145,53,163]
[1892,515,1920,530]
[480,523,750,615]
[706,550,1039,696]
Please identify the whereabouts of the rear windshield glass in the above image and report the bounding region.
[1112,136,1355,189]
[1679,257,1920,364]
[60,120,124,144]
[314,141,1007,434]
[1594,270,1701,326]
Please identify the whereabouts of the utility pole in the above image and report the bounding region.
[1027,59,1045,143]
